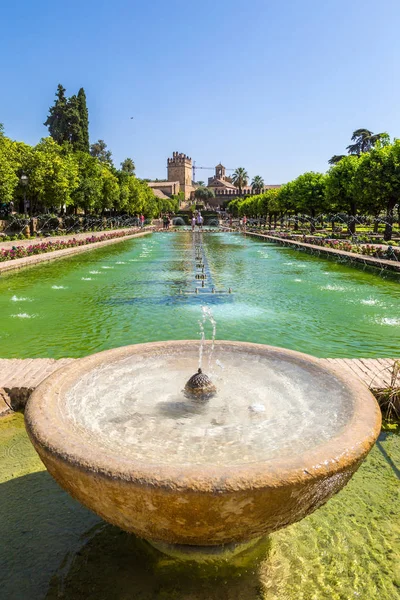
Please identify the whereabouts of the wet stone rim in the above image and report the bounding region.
[25,341,381,493]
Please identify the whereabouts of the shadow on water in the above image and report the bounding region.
[45,525,271,600]
[0,470,100,600]
[46,525,267,600]
[377,431,400,479]
[0,470,271,600]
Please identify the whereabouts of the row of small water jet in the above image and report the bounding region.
[177,232,233,295]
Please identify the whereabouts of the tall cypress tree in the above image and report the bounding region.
[67,95,84,151]
[77,88,89,152]
[45,85,90,152]
[44,84,69,144]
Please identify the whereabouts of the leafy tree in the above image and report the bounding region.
[277,182,296,218]
[267,188,281,228]
[96,166,119,213]
[90,139,113,166]
[24,138,79,212]
[171,191,185,207]
[354,141,400,240]
[77,88,89,152]
[251,175,264,194]
[0,126,20,205]
[194,187,215,202]
[257,192,270,219]
[121,158,135,174]
[291,172,327,232]
[196,180,205,187]
[227,198,240,217]
[326,155,359,233]
[232,167,249,196]
[71,152,102,213]
[142,183,160,218]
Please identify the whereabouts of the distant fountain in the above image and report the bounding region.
[25,329,381,561]
[172,217,186,226]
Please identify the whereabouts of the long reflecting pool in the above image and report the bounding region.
[0,231,399,358]
[1,231,400,600]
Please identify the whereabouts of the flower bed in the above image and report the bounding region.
[0,229,143,262]
[248,230,400,262]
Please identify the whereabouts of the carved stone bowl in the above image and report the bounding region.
[25,341,381,551]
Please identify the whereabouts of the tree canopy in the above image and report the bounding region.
[0,126,163,218]
[194,187,215,202]
[90,139,113,166]
[329,128,389,164]
[227,134,400,240]
[121,158,135,174]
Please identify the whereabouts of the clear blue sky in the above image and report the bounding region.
[1,0,400,184]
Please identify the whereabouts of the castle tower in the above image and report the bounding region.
[167,152,194,200]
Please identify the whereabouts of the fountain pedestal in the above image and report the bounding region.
[25,341,381,555]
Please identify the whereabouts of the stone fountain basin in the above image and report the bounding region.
[25,341,381,547]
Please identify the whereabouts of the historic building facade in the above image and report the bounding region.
[167,152,194,200]
[205,164,281,207]
[147,152,280,206]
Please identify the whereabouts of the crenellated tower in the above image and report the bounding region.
[167,152,193,200]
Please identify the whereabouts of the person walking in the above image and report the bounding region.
[191,215,196,231]
[140,214,145,228]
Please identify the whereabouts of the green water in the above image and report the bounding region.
[0,231,399,358]
[1,232,400,598]
[0,414,399,600]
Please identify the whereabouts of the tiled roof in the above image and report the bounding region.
[152,189,170,199]
[208,178,236,189]
[148,181,179,188]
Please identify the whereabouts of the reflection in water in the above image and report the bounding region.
[46,525,271,600]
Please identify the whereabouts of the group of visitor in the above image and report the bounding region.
[137,214,145,228]
[191,211,204,231]
[239,215,247,230]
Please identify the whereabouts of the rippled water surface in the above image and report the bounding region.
[0,231,399,358]
[64,349,353,465]
[1,232,400,599]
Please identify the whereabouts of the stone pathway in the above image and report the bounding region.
[0,358,75,414]
[320,358,398,389]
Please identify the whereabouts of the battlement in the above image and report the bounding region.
[167,151,192,165]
